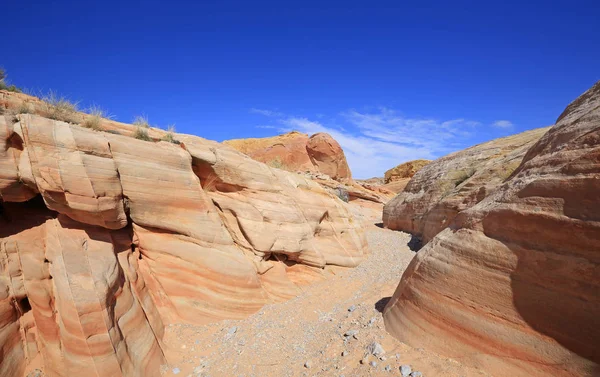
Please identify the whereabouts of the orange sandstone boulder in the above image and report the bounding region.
[383,81,600,377]
[224,131,352,181]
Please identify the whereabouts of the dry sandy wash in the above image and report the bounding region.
[158,207,491,377]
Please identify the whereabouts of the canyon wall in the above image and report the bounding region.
[383,81,600,376]
[383,127,549,243]
[0,112,368,377]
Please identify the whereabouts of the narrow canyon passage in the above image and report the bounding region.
[158,212,492,377]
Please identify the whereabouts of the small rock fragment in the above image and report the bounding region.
[400,365,412,377]
[360,357,369,364]
[228,326,238,335]
[341,350,348,357]
[369,361,377,367]
[384,365,392,372]
[304,361,312,369]
[172,368,181,375]
[344,329,359,339]
[348,305,357,312]
[367,342,385,357]
[410,372,422,377]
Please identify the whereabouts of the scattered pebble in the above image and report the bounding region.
[344,329,359,339]
[410,372,422,377]
[367,341,385,357]
[341,350,348,357]
[227,326,238,335]
[369,361,377,367]
[172,367,181,375]
[304,361,312,369]
[400,365,412,377]
[385,365,392,372]
[348,305,357,312]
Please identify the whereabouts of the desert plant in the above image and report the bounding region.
[267,157,284,169]
[0,68,22,93]
[202,173,220,192]
[334,186,349,202]
[133,115,150,128]
[161,124,179,144]
[82,105,110,131]
[41,90,79,123]
[133,126,152,141]
[453,167,476,187]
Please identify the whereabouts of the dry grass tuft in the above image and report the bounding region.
[82,105,111,131]
[133,115,150,128]
[161,124,179,144]
[41,90,79,123]
[133,126,152,141]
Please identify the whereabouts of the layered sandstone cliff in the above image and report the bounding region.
[383,127,550,243]
[224,131,352,181]
[383,81,600,376]
[0,111,368,377]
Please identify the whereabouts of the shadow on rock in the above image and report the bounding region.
[375,296,391,313]
[407,234,422,252]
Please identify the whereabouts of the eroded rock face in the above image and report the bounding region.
[224,131,352,181]
[383,159,430,183]
[383,81,600,377]
[0,114,368,377]
[383,127,550,243]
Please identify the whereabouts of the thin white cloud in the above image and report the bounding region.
[255,125,277,129]
[250,106,504,178]
[492,120,514,128]
[250,108,284,117]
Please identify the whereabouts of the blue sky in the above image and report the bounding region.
[2,1,599,178]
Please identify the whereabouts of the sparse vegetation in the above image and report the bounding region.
[133,126,152,141]
[161,124,180,144]
[202,173,220,192]
[334,186,349,202]
[0,68,22,93]
[82,105,109,131]
[453,168,476,187]
[267,156,285,169]
[41,90,79,123]
[133,115,150,128]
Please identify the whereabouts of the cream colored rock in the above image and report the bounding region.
[383,81,600,377]
[19,115,127,229]
[383,126,549,243]
[0,115,37,201]
[0,106,368,377]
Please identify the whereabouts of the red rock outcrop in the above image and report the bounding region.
[224,131,352,181]
[0,111,368,377]
[383,126,550,243]
[383,81,600,377]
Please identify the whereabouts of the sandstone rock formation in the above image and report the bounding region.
[383,159,430,183]
[383,127,550,243]
[224,131,351,181]
[383,81,600,377]
[381,159,431,193]
[0,110,368,377]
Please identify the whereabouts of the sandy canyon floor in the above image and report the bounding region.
[159,203,491,377]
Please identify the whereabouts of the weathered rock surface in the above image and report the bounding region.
[0,112,368,377]
[383,81,600,377]
[224,131,352,181]
[384,159,430,183]
[383,126,550,243]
